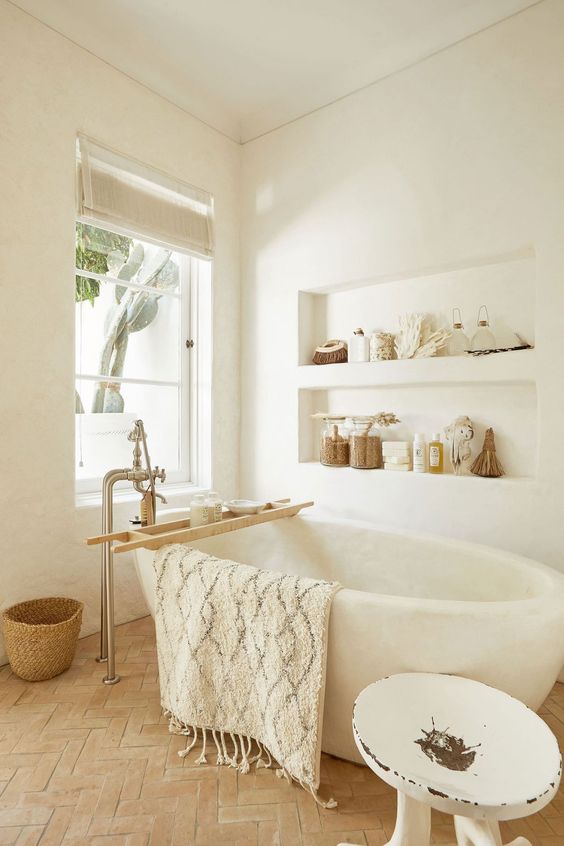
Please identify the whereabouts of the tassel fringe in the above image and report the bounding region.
[167,712,336,808]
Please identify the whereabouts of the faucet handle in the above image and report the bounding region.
[153,465,166,484]
[127,423,141,442]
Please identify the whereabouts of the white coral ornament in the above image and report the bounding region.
[394,313,424,359]
[394,314,450,359]
[413,325,451,358]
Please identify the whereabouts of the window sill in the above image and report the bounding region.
[75,481,203,510]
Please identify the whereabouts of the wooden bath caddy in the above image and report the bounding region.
[86,498,314,554]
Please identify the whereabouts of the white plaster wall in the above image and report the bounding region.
[0,2,240,656]
[240,0,564,570]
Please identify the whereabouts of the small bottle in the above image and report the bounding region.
[470,305,496,352]
[447,308,470,356]
[190,494,209,527]
[413,434,427,473]
[349,328,370,362]
[428,433,444,474]
[206,491,223,523]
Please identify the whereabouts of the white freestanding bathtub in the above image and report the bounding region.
[134,510,564,764]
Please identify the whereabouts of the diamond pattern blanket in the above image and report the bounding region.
[153,544,340,804]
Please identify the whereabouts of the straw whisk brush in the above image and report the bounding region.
[470,428,505,478]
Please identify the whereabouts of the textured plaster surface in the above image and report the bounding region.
[0,0,240,659]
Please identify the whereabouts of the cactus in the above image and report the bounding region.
[92,246,180,413]
[75,223,180,414]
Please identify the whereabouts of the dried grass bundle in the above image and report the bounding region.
[470,428,505,478]
[373,412,400,427]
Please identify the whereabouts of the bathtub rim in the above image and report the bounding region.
[143,508,564,614]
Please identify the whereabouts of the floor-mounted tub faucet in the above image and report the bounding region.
[97,419,166,685]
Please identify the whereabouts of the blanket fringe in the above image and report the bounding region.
[168,713,336,808]
[230,733,239,768]
[212,730,224,765]
[195,728,208,765]
[178,726,198,758]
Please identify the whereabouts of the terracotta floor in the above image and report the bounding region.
[0,617,563,845]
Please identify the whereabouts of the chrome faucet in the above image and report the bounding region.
[97,419,166,685]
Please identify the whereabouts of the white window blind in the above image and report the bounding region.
[77,135,213,258]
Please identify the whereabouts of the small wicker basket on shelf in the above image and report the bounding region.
[2,597,83,681]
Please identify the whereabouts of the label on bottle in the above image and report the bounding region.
[429,445,440,467]
[191,505,209,527]
[413,444,425,471]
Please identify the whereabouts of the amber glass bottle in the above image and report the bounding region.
[428,433,444,474]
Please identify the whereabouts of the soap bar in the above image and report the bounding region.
[382,441,410,451]
[382,445,411,457]
[384,456,411,464]
[384,462,412,471]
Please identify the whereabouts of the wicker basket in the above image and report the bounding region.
[2,597,83,681]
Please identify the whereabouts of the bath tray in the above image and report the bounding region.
[86,498,313,554]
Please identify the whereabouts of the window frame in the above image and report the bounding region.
[74,216,212,501]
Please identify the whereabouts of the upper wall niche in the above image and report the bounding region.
[298,251,535,367]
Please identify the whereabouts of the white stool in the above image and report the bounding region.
[344,673,561,846]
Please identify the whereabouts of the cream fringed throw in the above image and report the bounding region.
[153,544,340,806]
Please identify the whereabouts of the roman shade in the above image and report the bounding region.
[77,135,213,258]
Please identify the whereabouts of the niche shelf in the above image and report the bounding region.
[296,251,538,476]
[298,348,535,390]
[298,251,536,366]
[298,460,535,483]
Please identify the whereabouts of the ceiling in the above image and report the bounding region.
[11,0,539,142]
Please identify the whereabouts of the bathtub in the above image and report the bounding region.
[134,510,564,765]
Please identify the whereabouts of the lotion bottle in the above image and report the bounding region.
[413,434,427,472]
[428,433,444,474]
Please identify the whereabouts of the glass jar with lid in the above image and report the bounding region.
[320,416,349,466]
[470,305,496,352]
[447,308,470,356]
[349,417,382,469]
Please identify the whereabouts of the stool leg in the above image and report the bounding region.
[454,816,531,846]
[385,790,431,845]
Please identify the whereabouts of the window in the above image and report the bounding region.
[75,138,213,496]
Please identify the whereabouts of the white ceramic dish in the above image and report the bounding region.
[225,499,267,515]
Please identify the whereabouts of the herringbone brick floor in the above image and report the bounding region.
[0,616,562,845]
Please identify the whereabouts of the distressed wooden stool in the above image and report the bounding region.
[345,673,561,846]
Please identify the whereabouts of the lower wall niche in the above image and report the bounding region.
[298,381,537,479]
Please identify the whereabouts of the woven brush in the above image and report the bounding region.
[312,339,348,365]
[470,428,505,478]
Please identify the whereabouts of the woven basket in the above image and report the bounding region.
[2,597,83,681]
